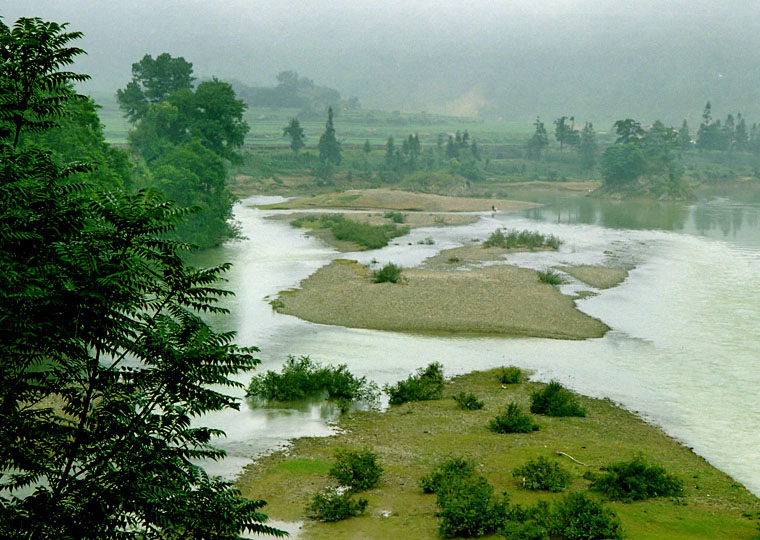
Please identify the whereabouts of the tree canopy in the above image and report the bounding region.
[0,17,283,539]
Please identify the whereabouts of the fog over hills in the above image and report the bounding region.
[6,0,760,124]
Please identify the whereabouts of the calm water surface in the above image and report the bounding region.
[197,193,760,497]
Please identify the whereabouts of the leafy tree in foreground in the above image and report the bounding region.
[0,17,284,539]
[283,117,305,153]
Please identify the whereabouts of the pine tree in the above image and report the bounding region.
[283,117,305,153]
[578,122,597,171]
[318,106,342,165]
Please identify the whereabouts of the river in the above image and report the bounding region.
[194,191,760,498]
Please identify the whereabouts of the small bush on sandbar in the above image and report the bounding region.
[306,488,368,522]
[385,362,445,405]
[498,366,524,384]
[246,355,378,406]
[589,455,684,501]
[489,403,539,434]
[530,381,586,417]
[420,457,477,494]
[483,228,561,250]
[383,211,405,223]
[329,449,383,491]
[512,456,571,492]
[453,391,484,410]
[372,262,403,283]
[537,268,563,285]
[534,492,623,540]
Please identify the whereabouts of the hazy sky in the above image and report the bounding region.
[5,1,760,122]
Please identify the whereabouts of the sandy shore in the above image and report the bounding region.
[557,265,628,289]
[256,188,540,212]
[273,259,608,340]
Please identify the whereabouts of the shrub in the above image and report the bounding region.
[483,228,561,250]
[246,355,379,405]
[589,455,684,501]
[291,213,408,249]
[537,492,623,540]
[530,381,586,417]
[420,457,477,494]
[385,362,445,405]
[372,262,403,283]
[453,391,484,410]
[489,403,539,434]
[498,366,523,384]
[436,475,509,538]
[329,449,383,491]
[306,488,368,522]
[537,268,563,285]
[383,211,405,223]
[512,456,571,492]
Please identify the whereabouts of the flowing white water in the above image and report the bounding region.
[199,195,760,497]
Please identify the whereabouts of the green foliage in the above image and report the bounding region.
[498,366,524,384]
[554,116,580,152]
[512,456,571,492]
[385,362,445,405]
[578,122,597,172]
[600,142,646,185]
[419,457,477,494]
[489,403,540,433]
[537,268,564,285]
[116,52,194,123]
[246,355,379,405]
[291,214,408,249]
[0,17,90,147]
[306,488,368,522]
[0,18,283,537]
[436,475,510,538]
[535,493,623,540]
[283,117,305,153]
[329,449,383,491]
[383,210,405,223]
[453,391,484,410]
[318,106,342,165]
[526,116,549,160]
[589,455,684,501]
[530,381,587,417]
[373,262,404,283]
[483,228,561,250]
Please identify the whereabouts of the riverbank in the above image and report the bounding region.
[237,369,760,540]
[271,259,609,340]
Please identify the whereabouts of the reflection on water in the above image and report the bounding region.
[520,191,760,248]
[198,193,760,498]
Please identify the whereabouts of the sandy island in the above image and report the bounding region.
[272,259,609,340]
[256,188,540,213]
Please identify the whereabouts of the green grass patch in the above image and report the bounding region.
[372,262,403,284]
[537,268,564,285]
[498,366,524,384]
[291,213,408,249]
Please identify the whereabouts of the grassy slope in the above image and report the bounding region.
[237,370,760,540]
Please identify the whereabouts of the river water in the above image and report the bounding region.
[195,192,760,497]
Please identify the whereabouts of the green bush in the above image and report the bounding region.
[328,449,383,491]
[291,213,408,249]
[483,228,561,250]
[498,366,523,384]
[537,268,563,285]
[589,455,684,501]
[512,456,571,492]
[372,262,403,283]
[246,355,379,406]
[420,457,477,494]
[536,492,623,540]
[489,403,539,434]
[453,391,484,410]
[383,211,405,223]
[306,488,368,522]
[530,381,586,417]
[436,475,509,538]
[385,362,445,405]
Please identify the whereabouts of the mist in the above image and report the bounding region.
[6,0,760,124]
